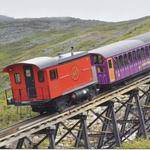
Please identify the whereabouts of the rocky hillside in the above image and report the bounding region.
[0,15,14,22]
[0,16,104,44]
[0,15,150,89]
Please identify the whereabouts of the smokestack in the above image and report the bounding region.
[57,52,63,59]
[71,46,74,56]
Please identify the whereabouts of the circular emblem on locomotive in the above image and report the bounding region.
[71,66,80,80]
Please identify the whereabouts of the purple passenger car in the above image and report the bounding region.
[89,32,150,85]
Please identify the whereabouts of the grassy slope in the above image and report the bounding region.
[0,16,150,129]
[121,138,150,149]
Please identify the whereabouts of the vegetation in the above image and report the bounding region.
[0,91,37,128]
[121,138,150,149]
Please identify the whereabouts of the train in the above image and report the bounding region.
[3,32,150,114]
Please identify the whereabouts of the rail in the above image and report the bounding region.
[0,72,150,147]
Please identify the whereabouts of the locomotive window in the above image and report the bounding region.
[38,71,44,82]
[14,73,21,84]
[50,69,58,80]
[25,69,31,77]
[108,60,112,68]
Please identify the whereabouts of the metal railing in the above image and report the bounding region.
[4,86,51,105]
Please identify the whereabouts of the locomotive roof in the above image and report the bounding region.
[3,51,88,71]
[89,32,150,58]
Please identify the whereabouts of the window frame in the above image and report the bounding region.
[123,53,128,66]
[49,69,58,80]
[114,57,119,69]
[128,52,132,63]
[38,70,44,82]
[137,49,141,60]
[132,51,137,61]
[25,69,31,77]
[108,59,112,69]
[14,73,21,84]
[119,55,124,68]
[145,46,149,57]
[141,47,145,59]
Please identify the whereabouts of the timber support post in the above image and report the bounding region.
[75,112,90,148]
[97,101,121,148]
[16,137,25,149]
[48,125,56,149]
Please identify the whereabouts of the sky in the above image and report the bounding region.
[0,0,150,22]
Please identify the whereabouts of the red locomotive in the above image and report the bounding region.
[3,32,150,113]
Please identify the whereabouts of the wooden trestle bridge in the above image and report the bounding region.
[0,73,150,149]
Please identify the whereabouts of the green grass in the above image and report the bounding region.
[121,138,150,149]
[0,92,37,128]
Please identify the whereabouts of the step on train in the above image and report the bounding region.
[3,32,150,113]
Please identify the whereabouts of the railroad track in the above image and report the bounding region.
[0,73,150,147]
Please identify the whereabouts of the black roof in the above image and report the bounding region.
[89,32,150,58]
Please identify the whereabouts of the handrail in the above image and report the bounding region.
[4,86,50,104]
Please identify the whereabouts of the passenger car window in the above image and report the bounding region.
[114,57,119,68]
[132,51,137,61]
[38,71,44,82]
[141,48,145,59]
[93,55,98,64]
[97,66,105,73]
[119,55,124,68]
[108,60,112,68]
[124,54,128,65]
[98,55,103,64]
[14,73,21,84]
[128,52,132,63]
[145,46,149,57]
[50,69,58,80]
[137,49,141,60]
[93,55,103,64]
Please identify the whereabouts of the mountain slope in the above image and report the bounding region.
[0,15,14,22]
[0,16,150,89]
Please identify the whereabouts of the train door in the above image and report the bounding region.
[107,58,115,82]
[48,68,60,98]
[24,65,36,98]
[93,55,108,84]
